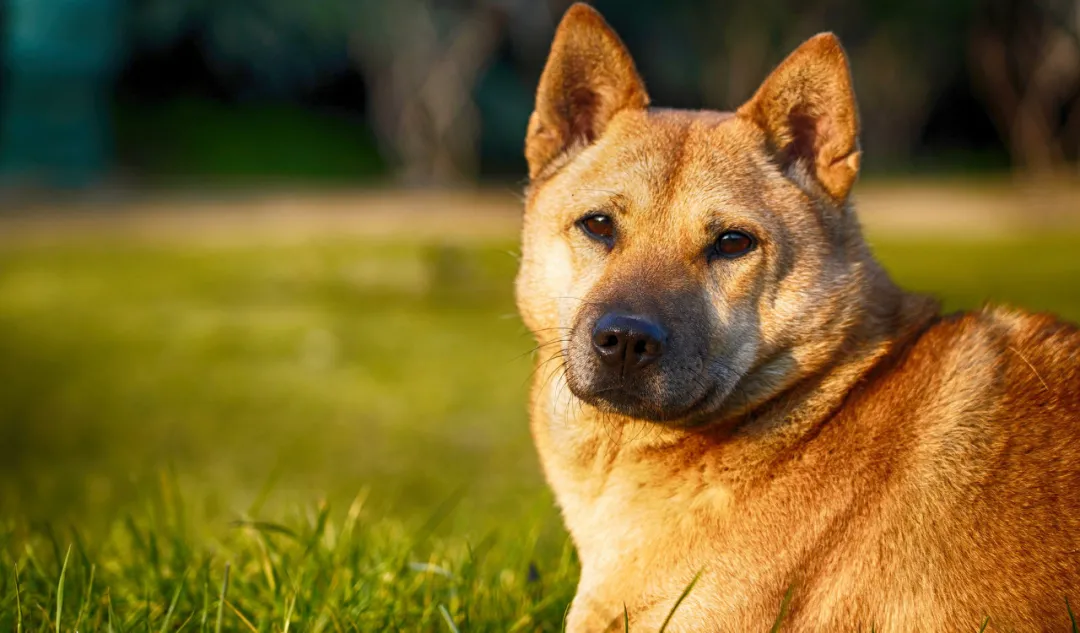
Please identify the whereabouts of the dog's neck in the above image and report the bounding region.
[733,292,938,460]
[721,253,940,442]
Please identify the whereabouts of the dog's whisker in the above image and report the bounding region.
[509,337,572,364]
[523,348,570,391]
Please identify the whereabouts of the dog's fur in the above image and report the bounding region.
[516,5,1080,631]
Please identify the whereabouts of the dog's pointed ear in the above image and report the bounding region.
[737,33,860,204]
[526,3,649,180]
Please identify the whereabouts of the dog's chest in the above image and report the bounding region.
[547,429,920,629]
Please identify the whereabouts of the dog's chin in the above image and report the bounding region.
[567,381,724,425]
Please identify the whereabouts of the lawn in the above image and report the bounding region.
[0,224,1078,631]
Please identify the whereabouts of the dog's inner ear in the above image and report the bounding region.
[737,33,860,203]
[526,4,649,180]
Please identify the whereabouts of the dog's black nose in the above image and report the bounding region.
[591,313,667,373]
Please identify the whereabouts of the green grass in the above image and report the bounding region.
[0,229,1077,631]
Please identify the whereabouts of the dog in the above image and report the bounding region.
[515,4,1080,631]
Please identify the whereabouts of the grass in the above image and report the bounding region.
[0,226,1078,630]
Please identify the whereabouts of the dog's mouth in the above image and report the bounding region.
[566,371,723,424]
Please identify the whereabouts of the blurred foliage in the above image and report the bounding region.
[129,0,355,96]
[1,0,1076,186]
[0,0,123,187]
[115,99,384,182]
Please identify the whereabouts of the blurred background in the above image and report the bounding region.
[0,0,1078,189]
[0,1,1077,628]
[0,0,1078,590]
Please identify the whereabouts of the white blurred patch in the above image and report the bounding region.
[340,256,430,295]
[300,327,339,370]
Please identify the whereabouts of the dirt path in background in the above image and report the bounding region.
[0,178,1076,245]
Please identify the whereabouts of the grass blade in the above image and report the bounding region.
[768,584,796,633]
[247,466,283,518]
[74,563,96,633]
[1068,596,1078,633]
[106,589,116,633]
[226,600,259,633]
[658,569,703,633]
[214,563,231,633]
[174,611,196,633]
[199,563,210,633]
[229,520,299,541]
[282,589,298,633]
[623,604,630,632]
[56,545,71,633]
[977,615,990,632]
[303,503,332,557]
[159,570,188,633]
[14,564,23,633]
[411,485,468,552]
[439,604,461,633]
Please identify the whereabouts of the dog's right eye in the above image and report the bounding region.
[578,214,615,246]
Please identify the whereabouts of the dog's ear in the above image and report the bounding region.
[526,3,649,180]
[737,33,860,204]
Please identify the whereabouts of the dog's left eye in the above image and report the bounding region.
[578,214,615,245]
[712,230,756,259]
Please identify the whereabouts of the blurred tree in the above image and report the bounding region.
[0,0,124,189]
[677,0,977,169]
[129,0,529,185]
[969,0,1080,174]
[112,0,1074,181]
[129,0,354,97]
[350,0,504,186]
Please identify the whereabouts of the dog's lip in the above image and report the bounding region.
[578,381,719,423]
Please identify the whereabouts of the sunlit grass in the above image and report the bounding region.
[0,230,1077,630]
[2,483,578,631]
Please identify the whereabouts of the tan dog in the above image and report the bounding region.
[516,4,1080,631]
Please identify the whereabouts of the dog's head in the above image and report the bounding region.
[517,4,887,425]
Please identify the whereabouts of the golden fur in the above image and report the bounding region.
[516,4,1080,631]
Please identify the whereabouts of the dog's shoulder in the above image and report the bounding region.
[942,305,1080,403]
[867,305,1079,408]
[848,305,1080,472]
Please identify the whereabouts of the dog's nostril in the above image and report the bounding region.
[591,312,667,372]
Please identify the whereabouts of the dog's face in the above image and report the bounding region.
[517,4,867,424]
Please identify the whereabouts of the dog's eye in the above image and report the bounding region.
[713,231,756,259]
[578,214,615,244]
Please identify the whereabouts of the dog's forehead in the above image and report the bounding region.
[554,108,776,224]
